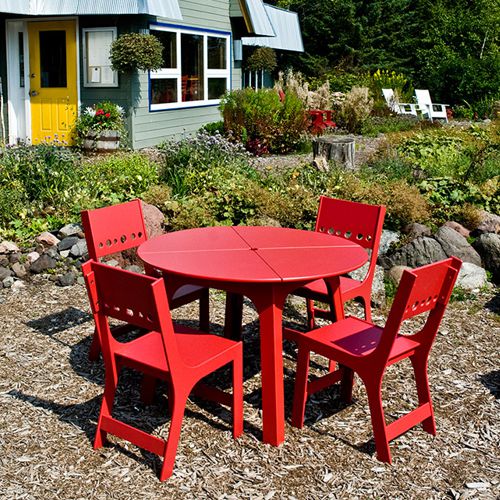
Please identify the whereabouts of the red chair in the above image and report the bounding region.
[292,197,386,329]
[285,257,461,463]
[82,260,243,481]
[81,200,210,360]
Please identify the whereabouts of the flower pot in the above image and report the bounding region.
[83,130,120,152]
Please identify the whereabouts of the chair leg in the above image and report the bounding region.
[340,366,355,404]
[291,347,311,428]
[159,390,188,482]
[88,327,101,361]
[232,356,244,438]
[364,377,392,463]
[361,295,372,323]
[199,288,210,332]
[410,352,436,435]
[94,374,119,449]
[306,299,316,330]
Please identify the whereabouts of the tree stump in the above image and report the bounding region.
[312,137,355,171]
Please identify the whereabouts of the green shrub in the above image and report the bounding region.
[200,121,225,135]
[110,33,164,72]
[361,115,420,137]
[336,87,373,134]
[219,88,308,154]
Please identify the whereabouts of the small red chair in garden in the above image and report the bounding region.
[82,260,243,481]
[285,257,461,463]
[292,196,386,329]
[81,200,210,360]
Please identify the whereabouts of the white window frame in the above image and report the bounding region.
[82,27,118,88]
[149,24,231,111]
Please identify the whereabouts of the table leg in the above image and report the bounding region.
[250,286,289,446]
[224,292,244,340]
[325,276,344,321]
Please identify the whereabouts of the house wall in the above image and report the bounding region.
[131,0,241,149]
[0,16,9,142]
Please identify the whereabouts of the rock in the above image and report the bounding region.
[36,231,60,246]
[104,259,119,267]
[378,230,400,256]
[0,256,9,267]
[58,223,83,239]
[403,223,431,240]
[26,251,40,264]
[9,253,20,264]
[348,263,385,307]
[125,265,143,274]
[70,240,88,259]
[474,210,500,235]
[58,272,76,287]
[58,236,80,251]
[30,254,57,274]
[2,276,15,288]
[77,276,86,286]
[379,236,447,269]
[141,201,165,239]
[456,262,488,291]
[444,221,470,238]
[0,241,20,253]
[60,250,71,259]
[11,280,26,292]
[387,265,412,286]
[45,246,60,260]
[250,216,282,228]
[473,233,500,283]
[11,262,27,278]
[434,226,481,266]
[0,266,13,281]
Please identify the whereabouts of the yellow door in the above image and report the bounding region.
[28,21,78,145]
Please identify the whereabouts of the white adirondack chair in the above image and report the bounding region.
[415,89,449,122]
[382,89,418,116]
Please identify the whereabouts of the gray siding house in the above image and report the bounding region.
[0,0,303,149]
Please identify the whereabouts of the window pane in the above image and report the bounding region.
[207,37,226,69]
[40,31,67,88]
[85,30,116,86]
[208,78,227,100]
[181,33,204,101]
[154,31,177,68]
[151,79,178,104]
[18,32,25,88]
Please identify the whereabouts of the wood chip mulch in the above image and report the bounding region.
[0,277,498,499]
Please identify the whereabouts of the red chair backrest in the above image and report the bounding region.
[81,200,147,261]
[378,257,462,360]
[315,196,386,251]
[82,260,179,373]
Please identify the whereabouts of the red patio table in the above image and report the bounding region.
[137,226,368,446]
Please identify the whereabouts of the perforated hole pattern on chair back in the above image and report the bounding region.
[81,200,148,261]
[315,196,385,251]
[398,257,461,322]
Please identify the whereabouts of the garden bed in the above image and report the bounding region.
[0,276,498,498]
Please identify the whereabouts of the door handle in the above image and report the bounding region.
[29,90,38,97]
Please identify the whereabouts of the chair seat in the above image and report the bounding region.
[115,324,239,374]
[285,316,419,361]
[295,276,362,302]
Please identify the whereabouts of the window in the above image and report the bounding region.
[150,25,230,110]
[82,27,117,87]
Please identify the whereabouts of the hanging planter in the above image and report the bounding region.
[110,33,164,73]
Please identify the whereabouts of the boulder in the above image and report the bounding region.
[456,262,488,291]
[0,241,20,253]
[379,236,447,269]
[30,254,57,274]
[125,265,143,274]
[474,210,500,235]
[387,265,412,286]
[443,221,470,238]
[11,280,26,292]
[473,233,500,283]
[36,231,60,247]
[26,252,40,264]
[11,262,27,278]
[403,223,432,240]
[58,223,83,239]
[434,226,481,266]
[9,253,20,264]
[0,256,9,267]
[58,271,76,287]
[0,266,13,281]
[141,201,164,239]
[378,230,400,257]
[58,236,79,251]
[70,239,88,259]
[2,276,15,288]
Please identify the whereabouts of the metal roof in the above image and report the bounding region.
[242,4,304,52]
[238,0,275,37]
[0,0,183,19]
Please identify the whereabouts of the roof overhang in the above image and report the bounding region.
[242,4,304,52]
[0,0,183,19]
[237,0,275,37]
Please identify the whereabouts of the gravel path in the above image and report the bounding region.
[0,276,498,499]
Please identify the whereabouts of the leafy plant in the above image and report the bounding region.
[337,87,373,133]
[110,33,164,72]
[246,47,277,72]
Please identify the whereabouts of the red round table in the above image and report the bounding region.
[138,226,368,446]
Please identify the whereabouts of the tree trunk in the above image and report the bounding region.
[312,137,355,171]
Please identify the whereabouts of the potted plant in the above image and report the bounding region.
[110,33,164,73]
[73,101,126,152]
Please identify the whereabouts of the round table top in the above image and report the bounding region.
[138,226,368,285]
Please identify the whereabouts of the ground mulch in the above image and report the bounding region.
[0,276,498,499]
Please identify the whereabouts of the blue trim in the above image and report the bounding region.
[150,22,231,37]
[149,103,221,112]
